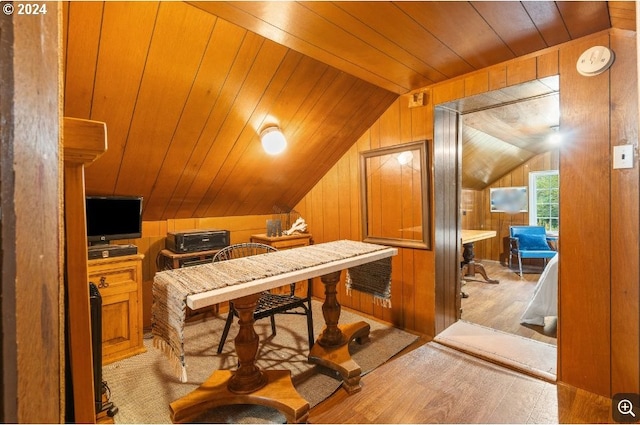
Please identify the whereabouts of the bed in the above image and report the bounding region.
[520,253,558,326]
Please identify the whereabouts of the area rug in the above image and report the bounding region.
[103,300,418,423]
[434,320,556,382]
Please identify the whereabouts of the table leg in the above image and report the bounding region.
[169,292,309,423]
[308,270,370,394]
[461,242,499,284]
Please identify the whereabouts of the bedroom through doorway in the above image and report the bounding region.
[434,76,560,380]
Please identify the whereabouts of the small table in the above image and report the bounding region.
[250,233,312,250]
[461,229,499,284]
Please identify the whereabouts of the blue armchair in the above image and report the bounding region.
[509,226,557,277]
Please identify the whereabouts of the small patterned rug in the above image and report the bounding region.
[103,300,418,423]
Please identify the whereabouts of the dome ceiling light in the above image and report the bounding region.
[260,126,287,155]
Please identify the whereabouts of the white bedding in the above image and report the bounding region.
[520,253,558,326]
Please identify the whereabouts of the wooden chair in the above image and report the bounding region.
[214,242,314,354]
[509,226,558,277]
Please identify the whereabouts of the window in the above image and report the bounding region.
[529,171,559,231]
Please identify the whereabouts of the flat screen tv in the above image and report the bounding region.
[86,195,143,244]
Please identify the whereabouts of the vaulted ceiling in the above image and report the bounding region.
[442,77,560,190]
[63,1,633,220]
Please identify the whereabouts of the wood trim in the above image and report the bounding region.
[433,107,461,334]
[63,118,107,164]
[63,164,96,423]
[63,117,108,423]
[0,11,17,422]
[1,5,63,422]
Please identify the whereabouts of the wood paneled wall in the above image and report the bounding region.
[295,97,435,336]
[297,28,640,398]
[559,29,639,397]
[462,150,560,263]
[609,29,639,396]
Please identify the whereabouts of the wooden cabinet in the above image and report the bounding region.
[88,254,145,365]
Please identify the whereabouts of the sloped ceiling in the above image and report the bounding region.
[442,77,560,190]
[63,1,629,220]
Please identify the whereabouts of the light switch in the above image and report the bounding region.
[613,144,634,169]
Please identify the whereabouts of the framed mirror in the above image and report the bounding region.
[360,140,430,249]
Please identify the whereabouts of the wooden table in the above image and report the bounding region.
[161,241,397,423]
[461,229,499,284]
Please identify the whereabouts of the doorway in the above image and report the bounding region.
[433,76,560,380]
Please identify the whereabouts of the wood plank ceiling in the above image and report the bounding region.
[442,77,560,190]
[63,1,627,220]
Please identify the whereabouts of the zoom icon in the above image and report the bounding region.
[614,393,640,423]
[2,3,14,15]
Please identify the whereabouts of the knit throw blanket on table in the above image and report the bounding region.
[152,239,392,382]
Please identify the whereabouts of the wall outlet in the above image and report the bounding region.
[613,144,634,169]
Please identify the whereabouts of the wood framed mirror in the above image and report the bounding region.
[360,140,430,249]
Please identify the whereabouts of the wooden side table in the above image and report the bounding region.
[157,248,221,271]
[249,233,312,250]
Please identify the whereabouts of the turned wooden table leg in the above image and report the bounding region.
[228,293,268,393]
[309,270,370,394]
[318,270,347,347]
[169,292,309,423]
[461,242,499,284]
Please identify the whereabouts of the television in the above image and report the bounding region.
[489,186,528,213]
[86,195,143,244]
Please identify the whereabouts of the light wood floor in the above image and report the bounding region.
[461,260,557,345]
[309,340,613,424]
[309,261,614,424]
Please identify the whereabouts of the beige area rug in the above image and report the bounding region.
[103,300,418,423]
[434,320,557,382]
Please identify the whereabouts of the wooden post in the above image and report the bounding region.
[63,117,107,423]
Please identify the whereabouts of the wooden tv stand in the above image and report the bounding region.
[88,254,145,365]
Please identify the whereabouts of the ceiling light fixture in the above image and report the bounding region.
[548,125,562,145]
[260,126,287,155]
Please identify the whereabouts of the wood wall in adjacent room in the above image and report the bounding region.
[461,150,559,263]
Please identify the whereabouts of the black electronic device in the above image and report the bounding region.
[166,229,230,253]
[88,244,138,260]
[86,195,143,244]
[89,283,102,413]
